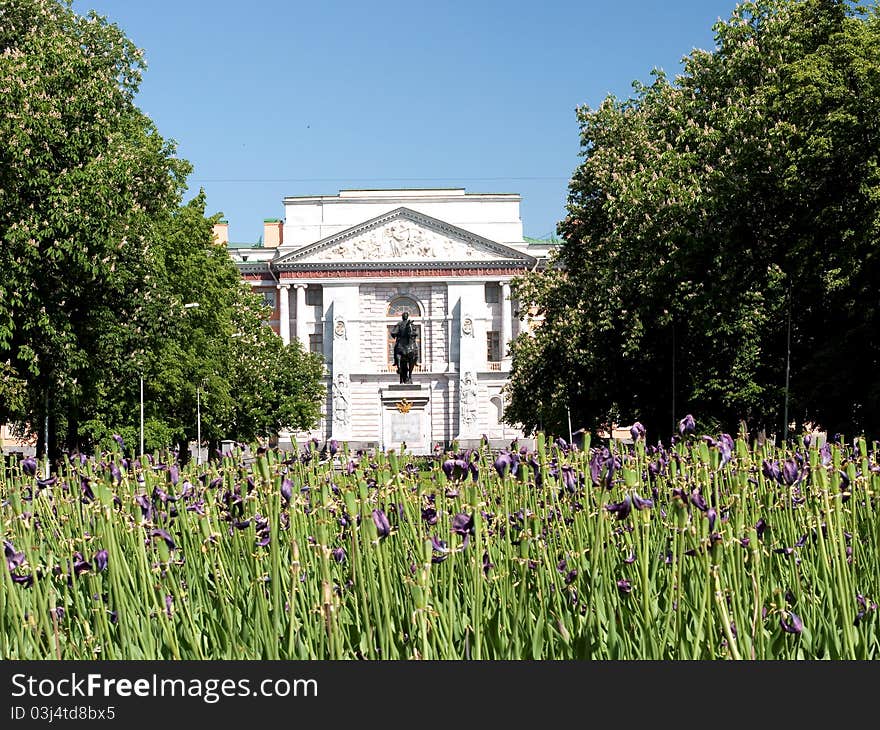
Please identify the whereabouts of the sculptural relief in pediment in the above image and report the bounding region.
[306,220,509,262]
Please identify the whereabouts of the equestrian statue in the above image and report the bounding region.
[390,312,419,384]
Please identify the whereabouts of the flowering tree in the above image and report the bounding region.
[507,0,880,440]
[0,1,324,455]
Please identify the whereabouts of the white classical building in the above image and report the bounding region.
[225,188,553,454]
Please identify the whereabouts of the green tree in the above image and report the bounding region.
[507,0,880,441]
[77,192,325,457]
[0,0,188,455]
[0,0,325,457]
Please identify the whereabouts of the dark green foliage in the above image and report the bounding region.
[0,0,323,454]
[507,0,880,441]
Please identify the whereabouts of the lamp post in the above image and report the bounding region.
[183,302,201,463]
[196,384,202,465]
[139,375,144,457]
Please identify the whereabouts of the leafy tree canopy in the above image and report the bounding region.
[0,0,324,457]
[506,0,880,442]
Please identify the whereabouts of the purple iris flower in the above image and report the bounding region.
[555,437,569,453]
[781,459,800,486]
[707,508,717,532]
[331,547,346,564]
[854,595,878,626]
[493,452,513,478]
[186,499,205,515]
[690,489,709,512]
[281,478,293,506]
[346,460,357,476]
[820,443,832,466]
[112,434,125,451]
[93,549,109,572]
[430,535,450,563]
[716,434,734,469]
[452,513,475,537]
[165,594,174,618]
[150,529,177,551]
[779,611,804,635]
[590,448,620,489]
[422,507,438,525]
[169,464,180,486]
[252,514,271,547]
[135,494,153,521]
[72,552,91,576]
[11,573,33,587]
[631,491,653,510]
[152,485,175,504]
[589,451,604,486]
[21,456,38,477]
[443,459,469,481]
[678,414,696,437]
[616,579,632,595]
[560,465,578,493]
[372,509,391,538]
[630,422,646,442]
[605,495,632,520]
[482,551,493,575]
[110,461,122,484]
[4,541,25,571]
[755,519,768,540]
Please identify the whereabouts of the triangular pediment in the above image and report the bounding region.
[274,208,536,269]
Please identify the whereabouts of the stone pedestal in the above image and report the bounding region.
[380,384,430,454]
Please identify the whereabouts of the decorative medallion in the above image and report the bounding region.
[396,398,413,414]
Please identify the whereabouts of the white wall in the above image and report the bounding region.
[281,190,524,249]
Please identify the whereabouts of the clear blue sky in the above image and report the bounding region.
[71,0,740,243]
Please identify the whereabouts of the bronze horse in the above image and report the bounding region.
[391,312,419,384]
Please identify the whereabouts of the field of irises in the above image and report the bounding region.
[1,425,878,660]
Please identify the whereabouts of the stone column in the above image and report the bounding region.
[277,283,290,345]
[501,281,512,364]
[294,283,308,349]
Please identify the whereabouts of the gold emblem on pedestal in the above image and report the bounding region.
[396,398,413,414]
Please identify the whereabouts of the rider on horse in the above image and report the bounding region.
[390,312,418,383]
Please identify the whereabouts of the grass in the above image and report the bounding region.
[1,432,878,659]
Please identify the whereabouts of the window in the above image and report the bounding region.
[261,290,276,309]
[387,296,420,318]
[487,331,501,362]
[485,283,500,303]
[309,332,324,357]
[306,285,323,307]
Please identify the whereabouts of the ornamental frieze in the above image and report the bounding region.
[307,220,506,262]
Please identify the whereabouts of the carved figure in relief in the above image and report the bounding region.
[460,372,478,426]
[334,317,346,339]
[461,315,474,336]
[312,222,507,262]
[386,222,410,257]
[332,374,351,426]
